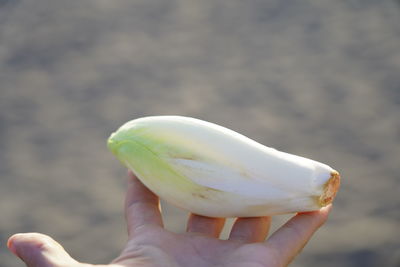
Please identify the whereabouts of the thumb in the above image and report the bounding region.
[7,233,80,267]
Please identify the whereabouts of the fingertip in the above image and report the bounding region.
[266,206,333,265]
[126,169,158,204]
[6,233,78,266]
[6,233,48,263]
[7,234,19,256]
[7,233,47,254]
[127,170,136,183]
[318,204,333,221]
[318,204,333,225]
[321,203,333,214]
[297,204,333,223]
[298,204,332,215]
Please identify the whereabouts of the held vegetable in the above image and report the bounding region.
[108,116,340,217]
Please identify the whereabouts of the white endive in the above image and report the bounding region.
[108,116,340,217]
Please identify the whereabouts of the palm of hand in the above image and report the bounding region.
[114,224,279,267]
[8,172,331,267]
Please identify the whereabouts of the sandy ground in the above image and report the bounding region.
[1,1,400,266]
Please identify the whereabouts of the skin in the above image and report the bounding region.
[8,171,332,267]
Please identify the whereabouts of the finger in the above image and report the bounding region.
[125,171,163,237]
[229,216,271,242]
[266,205,332,265]
[7,233,78,267]
[186,214,225,238]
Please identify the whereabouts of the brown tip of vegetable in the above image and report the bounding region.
[319,171,341,206]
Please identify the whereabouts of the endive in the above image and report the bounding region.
[108,116,340,217]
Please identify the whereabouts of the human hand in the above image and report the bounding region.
[8,171,332,267]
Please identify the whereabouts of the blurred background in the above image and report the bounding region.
[1,0,399,266]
